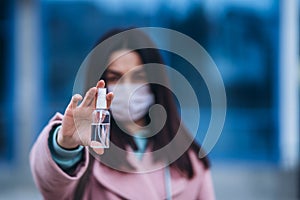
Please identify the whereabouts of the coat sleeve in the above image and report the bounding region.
[29,112,90,200]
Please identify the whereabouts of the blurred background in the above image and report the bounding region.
[0,0,299,199]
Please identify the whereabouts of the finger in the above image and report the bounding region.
[106,92,114,108]
[93,148,104,155]
[81,87,97,107]
[68,94,83,110]
[96,80,105,88]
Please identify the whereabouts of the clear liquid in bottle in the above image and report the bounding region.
[90,122,110,148]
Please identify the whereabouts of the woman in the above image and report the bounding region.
[30,28,215,200]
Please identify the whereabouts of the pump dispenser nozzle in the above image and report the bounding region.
[96,88,107,109]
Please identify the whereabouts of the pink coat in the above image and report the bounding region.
[30,113,215,200]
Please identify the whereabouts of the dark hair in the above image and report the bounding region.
[85,28,210,179]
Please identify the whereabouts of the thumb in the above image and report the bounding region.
[93,148,104,155]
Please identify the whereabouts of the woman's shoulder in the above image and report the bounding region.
[188,150,210,174]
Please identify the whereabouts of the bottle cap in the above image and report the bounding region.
[96,88,107,109]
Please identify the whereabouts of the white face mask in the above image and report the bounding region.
[107,83,155,122]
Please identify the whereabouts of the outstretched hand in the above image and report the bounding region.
[57,80,113,155]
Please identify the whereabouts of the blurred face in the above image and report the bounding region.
[105,50,155,129]
[106,50,147,85]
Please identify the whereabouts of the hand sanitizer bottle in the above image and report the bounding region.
[90,88,110,148]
